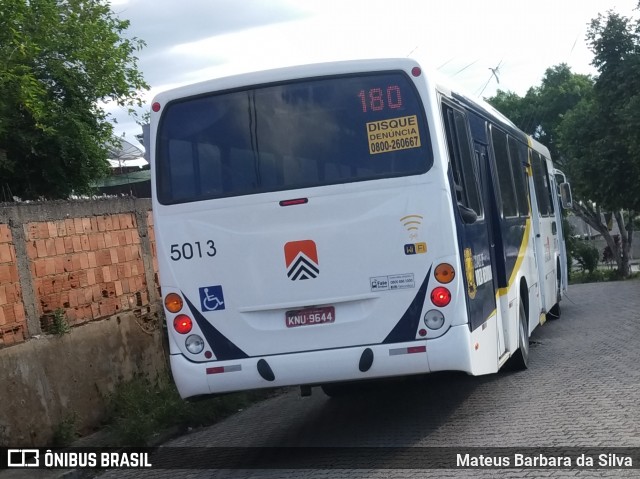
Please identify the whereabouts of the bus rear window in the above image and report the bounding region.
[156,72,432,204]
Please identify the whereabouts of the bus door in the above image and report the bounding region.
[473,141,507,358]
[530,151,557,314]
[528,156,547,314]
[442,103,500,364]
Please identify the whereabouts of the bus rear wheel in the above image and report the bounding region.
[507,299,529,371]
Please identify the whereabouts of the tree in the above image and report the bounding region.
[0,0,148,200]
[486,6,640,279]
[558,8,640,277]
[487,89,535,133]
[486,68,607,277]
[487,64,593,166]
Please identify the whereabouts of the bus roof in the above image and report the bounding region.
[152,57,425,104]
[151,56,548,160]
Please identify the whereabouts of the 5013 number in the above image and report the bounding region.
[170,241,217,261]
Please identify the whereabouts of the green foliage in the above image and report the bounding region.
[486,89,534,132]
[52,412,79,446]
[558,10,640,212]
[49,308,71,335]
[570,268,639,285]
[563,218,577,280]
[487,6,640,279]
[104,374,275,446]
[530,65,594,165]
[573,240,600,274]
[486,64,593,166]
[0,0,148,200]
[569,269,606,284]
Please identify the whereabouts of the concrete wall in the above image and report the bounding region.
[0,198,166,446]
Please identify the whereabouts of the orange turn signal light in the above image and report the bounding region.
[434,263,455,284]
[164,293,183,313]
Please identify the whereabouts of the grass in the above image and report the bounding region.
[52,412,79,446]
[569,267,640,284]
[49,308,71,336]
[103,373,277,446]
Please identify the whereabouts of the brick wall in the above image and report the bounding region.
[0,198,168,446]
[28,213,150,329]
[0,224,26,346]
[0,198,159,346]
[147,209,161,298]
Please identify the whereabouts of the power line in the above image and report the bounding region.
[406,45,419,57]
[453,59,478,76]
[437,57,456,70]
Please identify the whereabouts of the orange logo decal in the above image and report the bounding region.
[284,240,319,280]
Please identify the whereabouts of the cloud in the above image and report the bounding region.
[108,0,640,140]
[111,0,311,89]
[113,0,311,55]
[107,0,313,139]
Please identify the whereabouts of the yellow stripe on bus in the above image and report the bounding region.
[497,217,532,298]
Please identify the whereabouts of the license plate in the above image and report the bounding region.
[285,306,335,328]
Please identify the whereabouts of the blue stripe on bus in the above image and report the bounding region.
[382,267,432,344]
[183,295,249,361]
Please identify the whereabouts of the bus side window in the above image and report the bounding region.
[541,158,555,215]
[531,151,551,216]
[508,137,530,217]
[442,104,482,220]
[490,127,518,218]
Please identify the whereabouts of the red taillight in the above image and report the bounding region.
[411,67,422,77]
[430,287,451,307]
[152,101,161,112]
[173,314,192,334]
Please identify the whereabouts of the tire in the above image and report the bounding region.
[507,299,529,371]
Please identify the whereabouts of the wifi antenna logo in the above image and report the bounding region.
[400,215,423,239]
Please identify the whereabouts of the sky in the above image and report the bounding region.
[107,0,639,145]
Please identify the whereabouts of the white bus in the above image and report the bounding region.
[149,58,570,398]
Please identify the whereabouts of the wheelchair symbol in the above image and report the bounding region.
[199,285,225,312]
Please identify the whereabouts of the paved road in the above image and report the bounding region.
[98,280,640,478]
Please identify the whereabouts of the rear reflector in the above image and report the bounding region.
[408,346,427,354]
[389,345,426,356]
[206,364,242,375]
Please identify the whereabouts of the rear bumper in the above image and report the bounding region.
[170,325,474,398]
